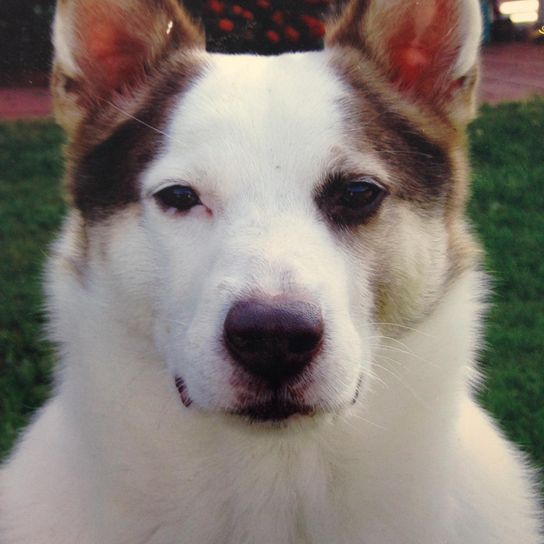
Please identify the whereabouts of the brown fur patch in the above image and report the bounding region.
[73,0,203,94]
[326,0,371,52]
[325,0,481,126]
[52,0,205,137]
[64,52,206,221]
[329,48,455,207]
[329,46,480,323]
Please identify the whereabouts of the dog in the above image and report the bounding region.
[1,0,542,542]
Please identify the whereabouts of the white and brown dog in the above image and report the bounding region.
[0,0,542,542]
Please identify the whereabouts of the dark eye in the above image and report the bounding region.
[317,175,386,227]
[154,185,201,212]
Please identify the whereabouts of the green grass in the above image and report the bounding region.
[0,122,65,456]
[0,100,543,478]
[468,99,544,470]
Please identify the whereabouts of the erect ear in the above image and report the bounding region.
[51,0,204,135]
[326,0,482,125]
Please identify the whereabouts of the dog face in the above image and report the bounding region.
[52,0,481,421]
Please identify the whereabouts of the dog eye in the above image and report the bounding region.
[153,185,201,212]
[318,176,386,227]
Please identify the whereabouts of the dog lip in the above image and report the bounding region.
[234,400,315,422]
[175,376,193,408]
[352,374,364,405]
[174,376,315,420]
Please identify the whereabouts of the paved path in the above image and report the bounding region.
[0,87,52,120]
[479,43,544,103]
[1,43,542,120]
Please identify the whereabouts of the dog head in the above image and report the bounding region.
[51,0,482,422]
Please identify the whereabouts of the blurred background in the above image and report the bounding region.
[0,0,543,104]
[0,0,543,493]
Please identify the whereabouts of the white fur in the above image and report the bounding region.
[1,255,541,542]
[52,4,81,77]
[1,10,542,544]
[454,0,484,77]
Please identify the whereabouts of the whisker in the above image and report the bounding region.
[373,354,405,370]
[371,343,437,368]
[369,334,422,356]
[105,99,186,147]
[348,412,388,431]
[371,361,431,410]
[368,334,413,352]
[369,321,434,337]
[365,368,389,389]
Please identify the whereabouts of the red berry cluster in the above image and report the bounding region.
[203,0,331,54]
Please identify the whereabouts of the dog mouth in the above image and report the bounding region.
[174,376,315,422]
[233,399,316,422]
[175,376,193,408]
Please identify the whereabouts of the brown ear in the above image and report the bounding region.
[326,0,482,124]
[51,0,204,135]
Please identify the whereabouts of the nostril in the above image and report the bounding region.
[289,331,322,354]
[223,297,324,385]
[231,331,266,353]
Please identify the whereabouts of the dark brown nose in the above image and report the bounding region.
[223,298,324,386]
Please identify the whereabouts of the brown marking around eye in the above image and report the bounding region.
[328,47,481,324]
[329,49,455,207]
[65,52,207,223]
